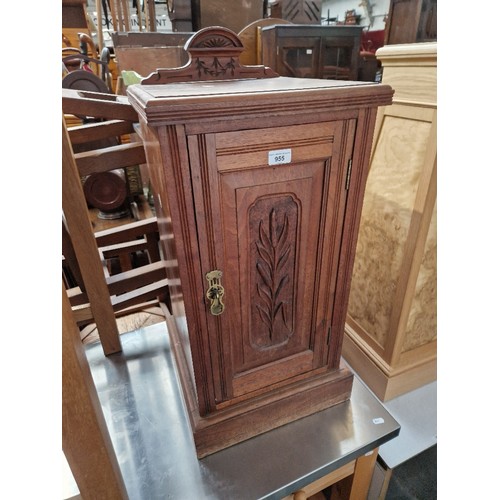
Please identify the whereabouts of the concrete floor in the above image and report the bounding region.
[385,444,437,500]
[365,379,437,499]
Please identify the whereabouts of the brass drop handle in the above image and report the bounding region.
[205,270,225,316]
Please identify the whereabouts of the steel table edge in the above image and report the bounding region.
[259,426,401,500]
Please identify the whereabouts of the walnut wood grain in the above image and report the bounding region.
[141,26,278,84]
[129,26,393,456]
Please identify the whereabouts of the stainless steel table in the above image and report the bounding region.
[85,322,400,500]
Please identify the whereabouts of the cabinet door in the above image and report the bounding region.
[277,36,321,78]
[188,120,355,406]
[321,36,359,80]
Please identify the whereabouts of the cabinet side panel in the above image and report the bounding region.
[139,123,193,368]
[347,112,430,349]
[260,28,277,72]
[141,122,216,415]
[139,123,186,317]
[402,202,436,351]
[328,109,376,369]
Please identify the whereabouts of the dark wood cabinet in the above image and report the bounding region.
[385,0,437,45]
[260,24,363,80]
[128,27,393,458]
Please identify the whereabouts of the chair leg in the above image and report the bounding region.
[63,116,122,355]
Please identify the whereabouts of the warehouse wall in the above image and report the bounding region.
[322,0,390,31]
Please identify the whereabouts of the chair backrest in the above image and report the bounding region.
[237,18,293,65]
[62,89,170,355]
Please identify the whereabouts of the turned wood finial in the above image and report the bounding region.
[141,26,279,84]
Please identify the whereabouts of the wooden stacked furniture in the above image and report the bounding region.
[62,0,91,49]
[384,0,437,45]
[62,89,170,356]
[237,18,292,66]
[270,0,324,24]
[191,0,263,33]
[260,24,363,81]
[127,26,393,457]
[111,31,193,80]
[166,0,194,31]
[343,42,437,401]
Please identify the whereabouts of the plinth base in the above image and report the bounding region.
[166,315,354,458]
[343,324,437,402]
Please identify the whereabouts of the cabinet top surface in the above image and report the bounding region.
[127,77,393,123]
[376,41,437,62]
[130,76,379,100]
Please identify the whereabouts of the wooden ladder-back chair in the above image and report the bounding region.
[107,0,157,32]
[62,88,171,355]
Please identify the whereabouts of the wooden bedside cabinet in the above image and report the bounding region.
[127,27,393,458]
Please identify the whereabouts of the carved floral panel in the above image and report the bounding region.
[249,195,298,349]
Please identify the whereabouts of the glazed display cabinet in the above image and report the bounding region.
[260,24,363,81]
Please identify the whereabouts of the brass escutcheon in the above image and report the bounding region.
[205,270,225,316]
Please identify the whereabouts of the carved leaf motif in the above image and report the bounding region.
[276,245,291,274]
[274,274,289,300]
[256,261,272,288]
[258,219,272,250]
[254,208,293,345]
[256,304,272,330]
[195,57,236,78]
[276,216,289,254]
[282,302,289,328]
